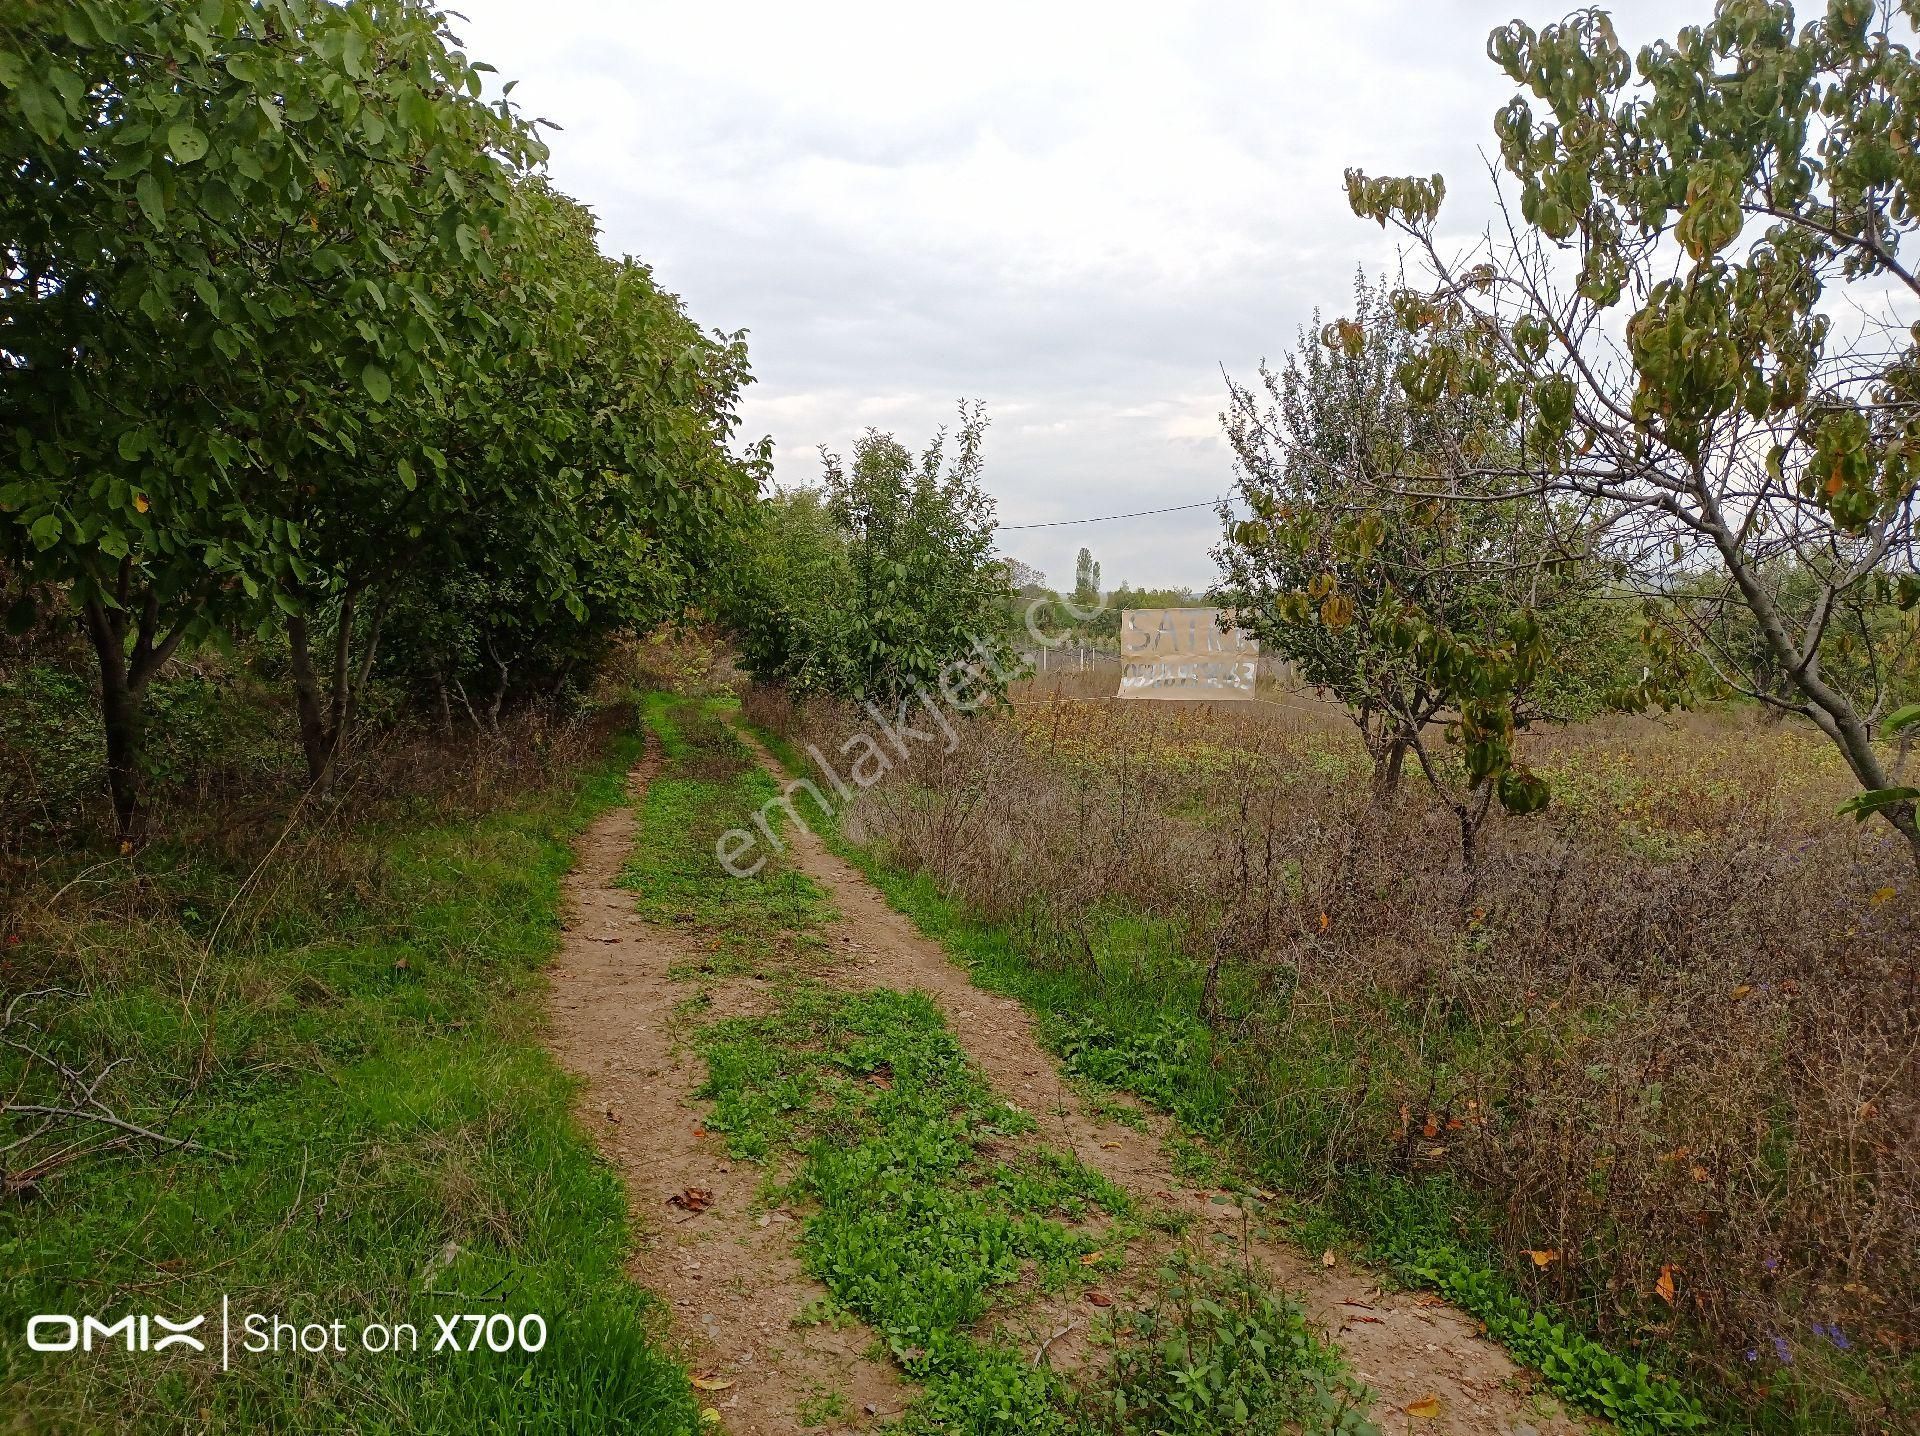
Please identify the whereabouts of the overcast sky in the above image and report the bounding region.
[448,0,1700,590]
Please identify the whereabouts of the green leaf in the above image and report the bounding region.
[1838,787,1920,822]
[397,457,416,491]
[28,513,62,550]
[361,363,391,403]
[135,172,166,229]
[1886,704,1920,736]
[167,121,209,164]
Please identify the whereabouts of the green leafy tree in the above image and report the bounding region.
[278,182,764,776]
[824,403,1017,703]
[727,404,1018,703]
[0,0,542,832]
[723,487,860,696]
[1346,0,1920,866]
[1072,547,1102,610]
[1214,275,1620,861]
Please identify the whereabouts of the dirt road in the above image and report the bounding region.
[546,731,1589,1435]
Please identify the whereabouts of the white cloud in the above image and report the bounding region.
[448,0,1704,589]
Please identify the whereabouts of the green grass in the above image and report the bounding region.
[620,695,834,974]
[1082,1254,1375,1436]
[697,976,1375,1435]
[1,717,699,1434]
[697,981,1117,1433]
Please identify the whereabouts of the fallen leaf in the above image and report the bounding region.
[1083,1289,1112,1307]
[668,1188,714,1214]
[1406,1394,1442,1419]
[1655,1264,1676,1305]
[690,1375,733,1392]
[1689,1164,1710,1183]
[1870,885,1897,906]
[1100,1141,1121,1150]
[1525,1248,1558,1268]
[1078,1250,1105,1266]
[1321,1249,1337,1268]
[1318,911,1331,931]
[393,958,409,971]
[1730,983,1753,1000]
[1346,1313,1383,1324]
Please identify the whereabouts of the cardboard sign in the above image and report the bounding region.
[1117,608,1256,700]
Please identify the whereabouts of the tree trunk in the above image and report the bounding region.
[285,610,334,786]
[1370,733,1409,799]
[98,660,144,844]
[283,585,384,790]
[79,581,194,844]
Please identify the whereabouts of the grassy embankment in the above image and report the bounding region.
[1,706,699,1433]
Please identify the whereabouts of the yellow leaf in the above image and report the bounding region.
[1655,1264,1676,1305]
[1525,1248,1558,1268]
[699,1409,721,1426]
[1871,886,1897,906]
[1321,1249,1337,1268]
[133,493,150,513]
[1406,1395,1442,1419]
[691,1375,733,1392]
[1078,1250,1105,1266]
[1730,984,1752,1000]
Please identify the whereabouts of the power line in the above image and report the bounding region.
[995,498,1228,530]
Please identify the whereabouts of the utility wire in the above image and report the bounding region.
[995,498,1228,530]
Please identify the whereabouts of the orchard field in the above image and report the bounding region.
[5,1,1920,1434]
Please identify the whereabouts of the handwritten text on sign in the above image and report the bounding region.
[1117,608,1256,700]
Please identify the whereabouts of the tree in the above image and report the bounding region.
[276,182,764,775]
[0,0,542,833]
[1072,547,1102,610]
[725,403,1018,703]
[1214,274,1619,860]
[1346,0,1920,866]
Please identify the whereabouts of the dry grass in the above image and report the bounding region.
[746,680,1919,1427]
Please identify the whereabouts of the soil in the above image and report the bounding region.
[545,743,908,1435]
[546,732,1593,1435]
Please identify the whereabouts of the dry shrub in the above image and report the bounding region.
[755,682,1918,1420]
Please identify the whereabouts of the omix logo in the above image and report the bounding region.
[26,1312,207,1353]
